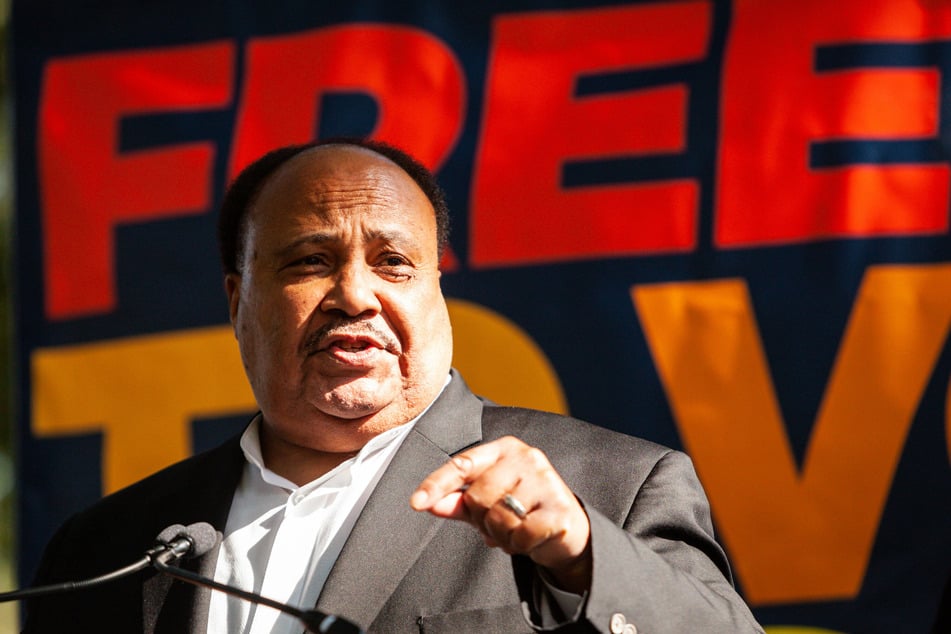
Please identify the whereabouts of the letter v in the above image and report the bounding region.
[632,264,951,605]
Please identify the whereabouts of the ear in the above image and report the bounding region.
[224,273,242,327]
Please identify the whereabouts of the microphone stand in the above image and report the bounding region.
[151,558,363,634]
[0,556,152,602]
[0,529,206,604]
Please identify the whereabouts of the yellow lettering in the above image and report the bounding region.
[32,326,255,494]
[448,298,567,415]
[632,264,951,604]
[31,299,566,496]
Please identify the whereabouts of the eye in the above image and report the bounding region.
[376,252,414,279]
[283,253,330,272]
[381,254,408,267]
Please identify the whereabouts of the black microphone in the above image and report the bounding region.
[150,522,218,564]
[0,522,213,603]
[153,522,364,634]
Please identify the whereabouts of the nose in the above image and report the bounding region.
[318,261,382,318]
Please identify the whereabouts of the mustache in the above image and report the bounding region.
[302,318,400,354]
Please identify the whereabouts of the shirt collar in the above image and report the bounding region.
[239,373,452,490]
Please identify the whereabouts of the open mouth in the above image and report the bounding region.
[304,321,399,358]
[328,337,379,353]
[314,334,390,368]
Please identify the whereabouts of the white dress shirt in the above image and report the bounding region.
[206,415,418,634]
[205,375,581,632]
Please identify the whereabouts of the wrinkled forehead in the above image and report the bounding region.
[246,144,437,236]
[261,144,412,198]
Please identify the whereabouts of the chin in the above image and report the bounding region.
[321,401,384,421]
[315,376,400,413]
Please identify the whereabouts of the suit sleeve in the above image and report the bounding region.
[513,449,764,633]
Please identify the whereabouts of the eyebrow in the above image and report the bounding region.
[273,228,418,259]
[273,233,335,260]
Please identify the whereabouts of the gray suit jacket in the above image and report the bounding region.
[25,371,762,633]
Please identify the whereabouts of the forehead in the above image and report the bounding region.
[247,145,437,240]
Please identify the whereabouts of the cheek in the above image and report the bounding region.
[394,287,451,357]
[269,290,318,347]
[241,286,315,357]
[284,286,323,330]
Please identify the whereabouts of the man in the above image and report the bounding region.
[25,139,763,633]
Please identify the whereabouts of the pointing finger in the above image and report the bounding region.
[410,439,511,511]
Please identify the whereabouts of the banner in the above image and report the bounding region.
[11,1,951,630]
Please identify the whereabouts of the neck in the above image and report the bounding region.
[259,425,360,486]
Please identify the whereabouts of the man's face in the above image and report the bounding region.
[226,145,453,455]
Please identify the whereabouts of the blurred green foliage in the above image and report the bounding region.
[1,0,16,629]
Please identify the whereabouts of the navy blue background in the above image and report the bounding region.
[11,1,951,630]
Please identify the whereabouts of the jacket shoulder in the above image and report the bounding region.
[80,434,244,522]
[34,434,244,583]
[481,403,672,462]
[479,404,681,524]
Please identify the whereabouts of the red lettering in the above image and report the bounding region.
[38,43,233,319]
[230,24,466,175]
[470,2,710,267]
[717,0,951,246]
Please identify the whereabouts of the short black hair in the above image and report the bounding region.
[217,137,451,275]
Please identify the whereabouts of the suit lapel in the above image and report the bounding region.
[141,434,246,634]
[315,371,484,629]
